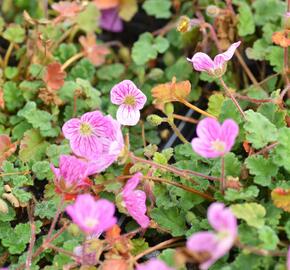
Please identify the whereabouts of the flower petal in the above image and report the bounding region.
[187,52,215,72]
[122,173,142,196]
[196,117,221,142]
[100,8,123,33]
[213,41,241,69]
[191,138,222,158]
[116,104,140,126]
[62,118,81,140]
[220,119,239,153]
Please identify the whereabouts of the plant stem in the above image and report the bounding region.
[61,52,84,71]
[143,175,214,201]
[173,113,199,124]
[26,204,36,270]
[133,237,184,261]
[220,156,225,194]
[46,243,80,259]
[233,93,273,104]
[3,42,14,69]
[166,118,189,144]
[283,47,290,86]
[219,77,246,119]
[177,96,216,118]
[253,142,279,156]
[0,171,30,177]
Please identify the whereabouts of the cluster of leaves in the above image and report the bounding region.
[0,0,289,269]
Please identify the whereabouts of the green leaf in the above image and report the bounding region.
[142,0,171,19]
[253,0,285,26]
[207,93,225,118]
[3,82,25,112]
[211,153,241,178]
[257,103,286,128]
[69,59,95,81]
[17,102,59,137]
[225,186,259,202]
[46,144,71,165]
[54,43,78,64]
[153,152,168,165]
[271,127,290,172]
[19,129,49,162]
[76,3,100,33]
[246,39,268,61]
[131,238,149,256]
[3,24,25,43]
[132,33,169,65]
[32,161,52,180]
[237,3,255,36]
[35,199,59,219]
[97,64,125,80]
[4,66,18,79]
[12,187,32,203]
[244,110,278,149]
[265,46,284,73]
[245,155,278,186]
[151,206,187,236]
[258,226,279,250]
[220,99,243,124]
[230,202,266,228]
[165,57,192,81]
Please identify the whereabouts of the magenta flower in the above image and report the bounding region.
[52,1,82,23]
[100,8,123,32]
[191,117,239,158]
[122,173,150,228]
[110,80,147,126]
[136,259,174,270]
[187,203,237,270]
[66,194,117,235]
[187,41,241,76]
[51,155,91,194]
[62,111,124,174]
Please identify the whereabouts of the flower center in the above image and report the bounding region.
[85,218,98,228]
[124,95,136,106]
[79,122,92,136]
[211,140,226,152]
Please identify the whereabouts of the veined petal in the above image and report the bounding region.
[191,138,223,158]
[220,119,239,153]
[116,104,140,126]
[62,118,81,140]
[213,41,241,69]
[196,117,221,141]
[187,52,215,72]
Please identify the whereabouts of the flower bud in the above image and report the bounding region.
[68,223,81,236]
[0,198,8,214]
[206,5,220,18]
[118,47,131,63]
[177,16,192,33]
[147,114,164,126]
[164,102,174,116]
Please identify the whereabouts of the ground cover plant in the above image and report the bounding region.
[0,0,289,269]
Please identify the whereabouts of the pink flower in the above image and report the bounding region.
[66,194,117,235]
[79,34,110,66]
[191,117,239,158]
[52,1,82,23]
[187,203,237,270]
[136,259,174,270]
[110,80,147,126]
[100,8,123,32]
[51,155,91,195]
[187,41,241,76]
[62,111,124,174]
[122,173,150,228]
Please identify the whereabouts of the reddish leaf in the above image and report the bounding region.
[43,62,66,90]
[52,1,82,22]
[79,34,110,66]
[106,224,121,243]
[272,31,290,48]
[0,135,17,166]
[271,188,290,212]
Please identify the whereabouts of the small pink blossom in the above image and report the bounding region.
[187,203,237,270]
[122,173,150,228]
[52,1,82,23]
[111,80,147,126]
[187,41,241,76]
[51,155,91,195]
[79,34,110,66]
[66,194,117,235]
[62,111,124,174]
[191,117,239,158]
[136,259,174,270]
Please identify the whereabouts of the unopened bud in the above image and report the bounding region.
[147,114,164,126]
[177,16,192,33]
[206,5,220,18]
[2,193,20,207]
[118,47,131,63]
[0,198,8,214]
[164,102,174,116]
[68,223,81,236]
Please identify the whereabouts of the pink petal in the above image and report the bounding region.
[122,173,142,196]
[136,259,174,270]
[207,203,237,236]
[100,8,123,32]
[116,104,140,126]
[220,119,239,152]
[191,138,222,158]
[213,41,241,69]
[62,118,81,140]
[187,53,215,72]
[196,117,221,142]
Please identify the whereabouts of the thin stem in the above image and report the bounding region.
[283,47,289,85]
[143,175,215,201]
[141,121,147,148]
[220,156,225,194]
[203,22,222,52]
[219,77,246,119]
[173,113,199,124]
[26,204,36,270]
[0,171,30,177]
[61,52,84,71]
[3,42,14,69]
[235,240,286,257]
[177,96,216,118]
[253,142,279,156]
[235,50,259,87]
[133,237,183,261]
[166,118,189,144]
[46,243,80,259]
[234,93,273,104]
